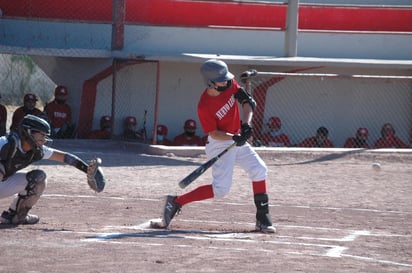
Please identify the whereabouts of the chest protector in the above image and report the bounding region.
[0,132,44,180]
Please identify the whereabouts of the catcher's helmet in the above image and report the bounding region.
[20,114,51,136]
[200,59,234,84]
[19,115,51,149]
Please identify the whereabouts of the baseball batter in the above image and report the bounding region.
[0,114,104,225]
[162,59,276,233]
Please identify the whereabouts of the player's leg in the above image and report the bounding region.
[162,139,236,228]
[0,170,46,225]
[236,144,276,233]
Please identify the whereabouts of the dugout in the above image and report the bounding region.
[1,0,412,146]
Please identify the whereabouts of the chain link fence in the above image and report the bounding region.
[242,71,412,148]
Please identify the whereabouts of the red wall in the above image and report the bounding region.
[1,0,411,32]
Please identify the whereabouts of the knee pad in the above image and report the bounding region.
[25,169,47,196]
[12,170,47,223]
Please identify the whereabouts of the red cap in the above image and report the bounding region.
[100,115,112,126]
[157,124,168,135]
[184,119,197,129]
[357,127,369,136]
[268,116,281,127]
[125,116,137,125]
[24,93,38,102]
[55,85,68,96]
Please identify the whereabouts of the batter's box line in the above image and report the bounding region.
[79,229,412,268]
[101,219,411,240]
[42,194,411,216]
[69,219,412,269]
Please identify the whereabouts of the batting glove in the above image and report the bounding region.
[232,123,253,146]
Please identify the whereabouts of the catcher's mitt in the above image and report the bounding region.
[87,157,106,192]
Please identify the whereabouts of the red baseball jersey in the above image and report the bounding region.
[44,100,71,129]
[343,137,370,148]
[172,133,204,146]
[262,132,291,147]
[10,107,43,131]
[374,136,408,148]
[297,137,334,148]
[197,79,241,135]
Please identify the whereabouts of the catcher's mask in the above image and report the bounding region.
[19,114,52,149]
[200,59,234,92]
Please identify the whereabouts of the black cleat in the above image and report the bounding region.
[162,195,181,228]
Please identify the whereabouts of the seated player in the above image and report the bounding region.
[10,93,43,131]
[297,126,334,148]
[123,116,144,141]
[153,124,171,145]
[172,119,204,146]
[374,123,408,148]
[44,85,76,138]
[344,127,370,148]
[261,116,291,147]
[87,115,112,139]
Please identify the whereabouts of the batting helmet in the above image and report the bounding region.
[200,59,234,84]
[184,119,197,130]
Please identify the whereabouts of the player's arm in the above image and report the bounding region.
[48,148,105,192]
[234,87,256,125]
[49,149,88,173]
[231,88,257,146]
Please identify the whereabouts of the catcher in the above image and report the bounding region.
[0,114,105,225]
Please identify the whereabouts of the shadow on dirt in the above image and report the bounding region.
[84,229,239,241]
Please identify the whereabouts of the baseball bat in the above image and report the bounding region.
[178,142,237,189]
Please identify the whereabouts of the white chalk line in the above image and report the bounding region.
[66,219,411,268]
[40,193,412,268]
[42,194,410,215]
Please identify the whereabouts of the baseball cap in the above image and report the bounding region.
[157,124,168,135]
[125,116,137,125]
[268,116,281,127]
[184,119,197,129]
[55,85,68,96]
[100,115,112,126]
[24,93,38,102]
[357,127,369,136]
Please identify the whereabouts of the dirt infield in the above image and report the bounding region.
[0,140,411,273]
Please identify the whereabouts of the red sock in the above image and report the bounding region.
[175,184,214,206]
[252,180,267,195]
